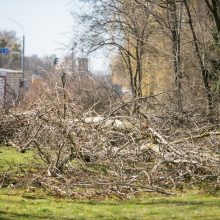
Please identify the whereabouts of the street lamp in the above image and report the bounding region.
[7,17,25,81]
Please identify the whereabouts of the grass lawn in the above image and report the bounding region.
[0,146,220,220]
[0,146,37,174]
[0,189,220,220]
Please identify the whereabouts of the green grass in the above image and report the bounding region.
[0,146,220,220]
[0,189,220,220]
[0,146,36,174]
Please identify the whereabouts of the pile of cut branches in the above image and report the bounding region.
[3,88,218,198]
[1,68,219,198]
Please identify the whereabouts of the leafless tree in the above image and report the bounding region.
[75,0,153,97]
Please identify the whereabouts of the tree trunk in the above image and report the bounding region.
[204,0,220,38]
[168,0,183,111]
[184,0,214,117]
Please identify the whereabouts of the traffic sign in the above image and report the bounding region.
[0,48,9,55]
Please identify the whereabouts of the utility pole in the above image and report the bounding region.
[22,34,25,81]
[7,17,25,82]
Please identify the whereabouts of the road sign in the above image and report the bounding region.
[0,48,9,55]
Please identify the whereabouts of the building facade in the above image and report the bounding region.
[0,68,22,108]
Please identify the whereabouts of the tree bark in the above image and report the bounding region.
[184,0,214,117]
[167,0,183,111]
[204,0,220,38]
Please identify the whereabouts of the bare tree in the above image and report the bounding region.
[75,0,152,97]
[183,0,214,118]
[204,0,220,38]
[134,0,184,110]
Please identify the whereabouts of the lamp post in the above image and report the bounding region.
[7,18,25,81]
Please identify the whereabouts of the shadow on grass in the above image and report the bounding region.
[0,212,86,220]
[0,211,56,220]
[1,196,219,220]
[3,196,219,207]
[0,211,133,220]
[75,200,218,207]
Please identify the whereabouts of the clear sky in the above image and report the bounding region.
[0,0,108,72]
[0,0,74,56]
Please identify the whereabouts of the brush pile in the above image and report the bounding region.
[1,85,218,198]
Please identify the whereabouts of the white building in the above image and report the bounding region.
[0,68,22,108]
